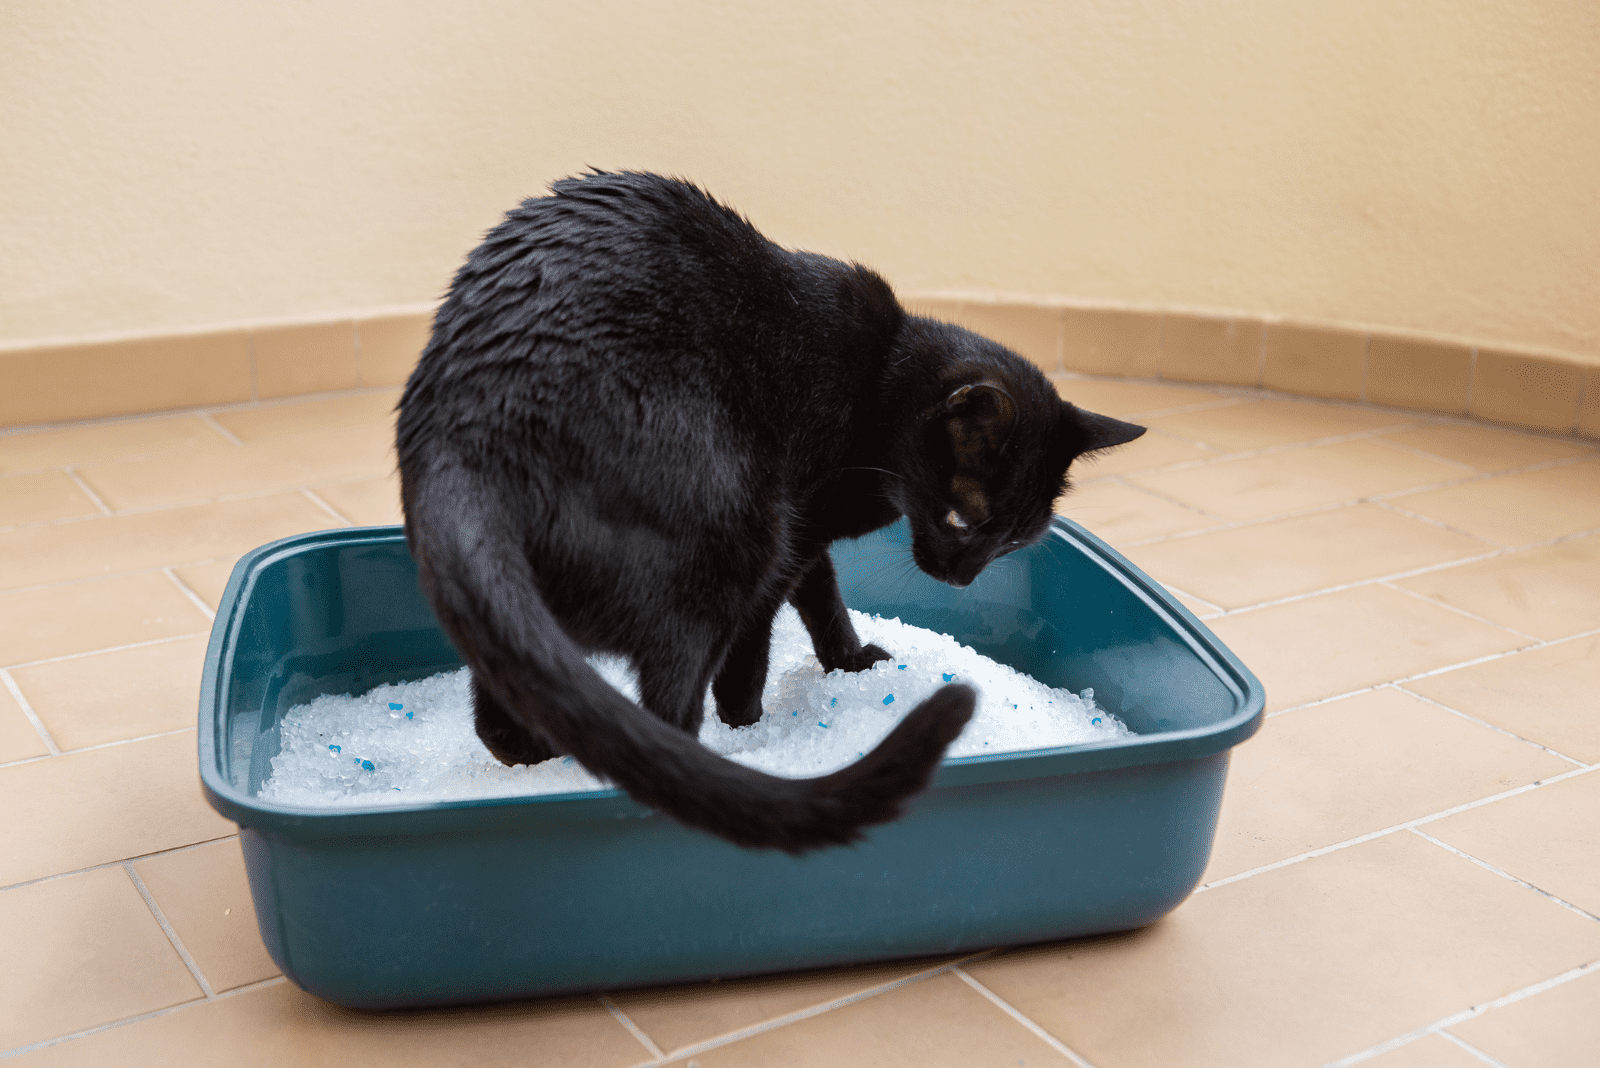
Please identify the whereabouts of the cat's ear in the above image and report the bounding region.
[944,383,1017,459]
[1068,406,1146,454]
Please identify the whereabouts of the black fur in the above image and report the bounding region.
[396,172,1144,853]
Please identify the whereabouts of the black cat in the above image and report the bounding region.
[397,172,1144,853]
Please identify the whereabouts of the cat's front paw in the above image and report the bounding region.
[828,643,893,673]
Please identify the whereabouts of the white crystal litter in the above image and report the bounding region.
[257,605,1130,807]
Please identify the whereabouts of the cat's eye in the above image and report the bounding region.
[946,510,968,530]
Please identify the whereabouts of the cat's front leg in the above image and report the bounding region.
[790,552,892,673]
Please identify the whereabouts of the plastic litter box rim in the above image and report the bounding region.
[198,518,1264,839]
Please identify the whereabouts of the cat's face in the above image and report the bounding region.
[898,383,1145,588]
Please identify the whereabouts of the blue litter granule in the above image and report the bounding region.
[356,759,375,771]
[818,721,829,728]
[883,694,895,705]
[1092,716,1102,725]
[830,697,837,707]
[942,673,954,682]
[897,664,906,670]
[405,711,413,719]
[389,703,403,710]
[392,786,401,791]
[328,744,341,753]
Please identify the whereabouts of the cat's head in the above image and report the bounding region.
[887,325,1145,588]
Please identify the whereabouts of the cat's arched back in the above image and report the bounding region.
[397,172,1144,852]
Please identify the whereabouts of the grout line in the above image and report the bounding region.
[1409,828,1600,922]
[600,995,664,1060]
[0,726,198,771]
[0,976,286,1060]
[1325,957,1600,1067]
[199,411,245,447]
[1,558,230,597]
[123,862,217,998]
[1197,548,1508,620]
[1437,1030,1514,1068]
[300,487,354,527]
[1368,497,1505,543]
[1156,580,1226,616]
[1,833,239,894]
[630,952,994,1067]
[3,631,209,672]
[1393,684,1592,769]
[163,567,217,621]
[64,467,113,515]
[1195,764,1597,894]
[1104,475,1234,524]
[0,668,62,756]
[952,967,1099,1068]
[1377,579,1540,641]
[1257,623,1588,721]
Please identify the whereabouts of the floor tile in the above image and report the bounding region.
[13,636,206,751]
[0,730,236,887]
[1394,535,1600,640]
[1403,634,1600,763]
[1380,423,1595,473]
[966,833,1600,1068]
[1050,375,1234,417]
[1055,480,1220,545]
[1126,439,1466,522]
[312,473,403,526]
[660,971,1075,1067]
[0,572,211,666]
[1204,584,1525,712]
[132,840,278,993]
[1449,966,1600,1068]
[210,389,400,442]
[1068,429,1215,479]
[1141,398,1416,454]
[0,682,49,763]
[0,416,226,474]
[76,423,395,511]
[0,866,201,1051]
[1424,771,1600,916]
[0,493,336,591]
[1202,688,1571,881]
[1124,504,1491,609]
[14,980,645,1067]
[0,472,102,527]
[1358,1034,1493,1068]
[611,956,953,1056]
[1388,459,1600,546]
[169,562,236,612]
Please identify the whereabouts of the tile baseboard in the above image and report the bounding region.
[3,299,1596,441]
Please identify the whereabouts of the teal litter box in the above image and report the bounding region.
[198,517,1263,1010]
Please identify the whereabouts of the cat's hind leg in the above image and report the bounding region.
[472,673,563,766]
[712,612,775,728]
[790,552,892,672]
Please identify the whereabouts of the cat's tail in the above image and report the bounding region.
[406,488,975,855]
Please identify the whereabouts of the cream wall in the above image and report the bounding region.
[3,1,1597,361]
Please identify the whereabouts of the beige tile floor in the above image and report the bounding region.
[1,375,1597,1067]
